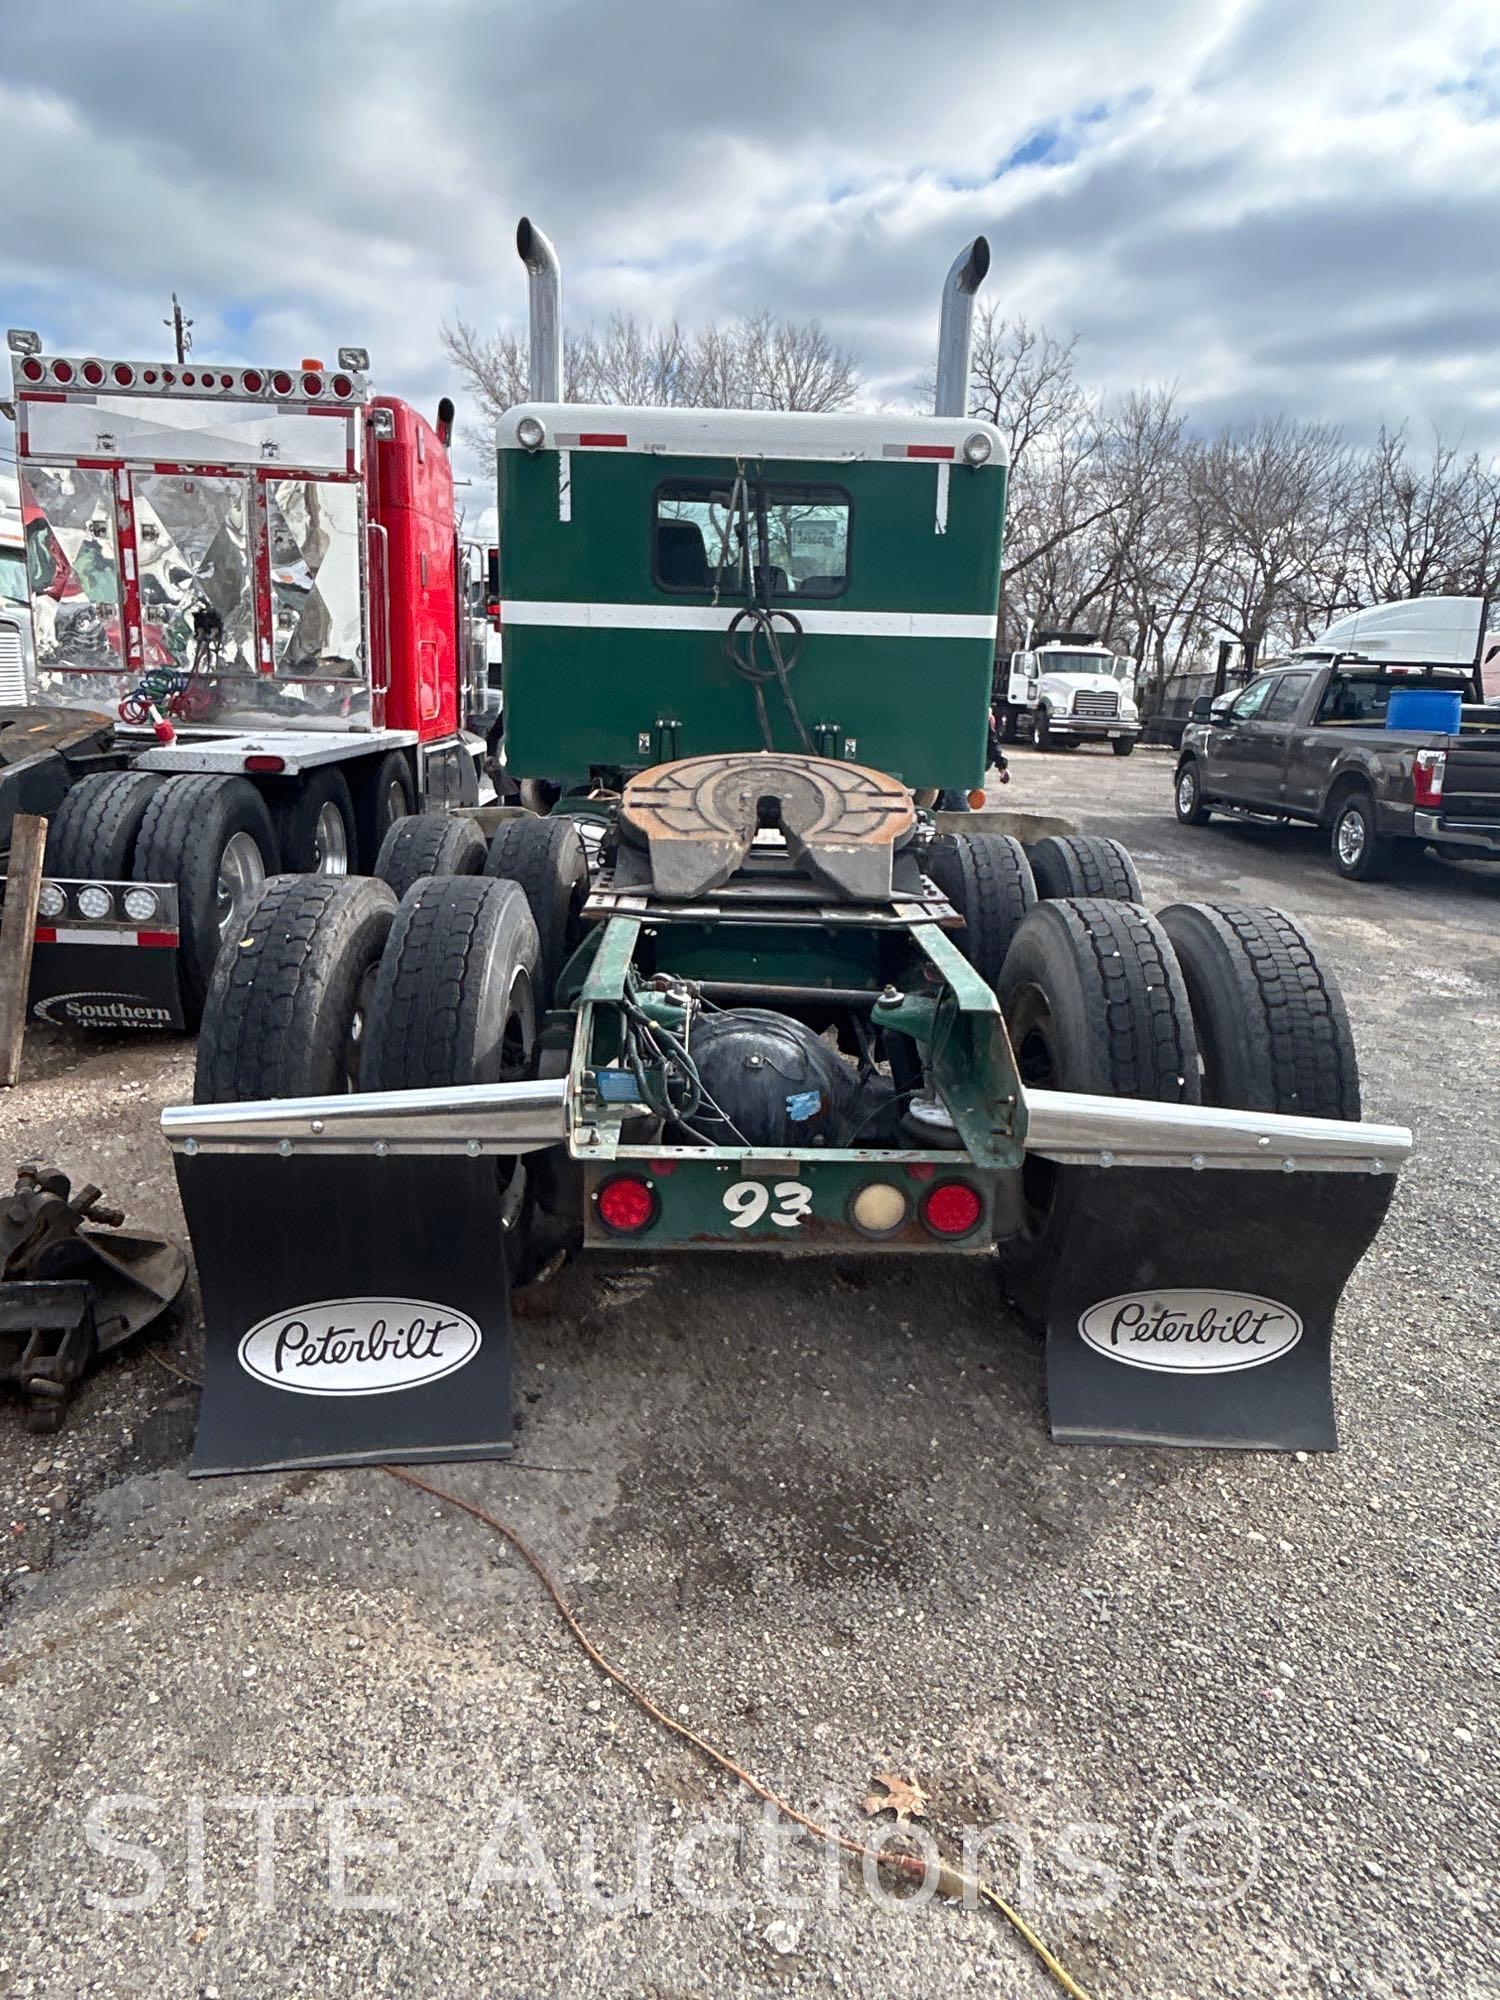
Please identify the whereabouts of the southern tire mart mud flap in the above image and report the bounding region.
[1041,1164,1398,1451]
[177,1151,516,1476]
[29,936,186,1032]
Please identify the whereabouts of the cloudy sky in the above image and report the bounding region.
[3,0,1498,524]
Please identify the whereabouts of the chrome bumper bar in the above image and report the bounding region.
[163,1078,1410,1175]
[1022,1091,1410,1173]
[162,1079,570,1156]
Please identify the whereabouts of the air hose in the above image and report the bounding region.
[717,467,814,753]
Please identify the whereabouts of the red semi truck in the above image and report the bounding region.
[4,330,492,1028]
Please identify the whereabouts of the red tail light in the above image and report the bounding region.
[244,754,286,774]
[596,1175,657,1234]
[920,1180,984,1238]
[112,363,135,387]
[332,373,353,399]
[301,371,324,398]
[20,357,43,382]
[241,368,263,393]
[1413,749,1446,809]
[52,360,74,384]
[81,360,105,386]
[271,370,293,396]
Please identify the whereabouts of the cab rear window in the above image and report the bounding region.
[654,480,851,599]
[1318,677,1400,724]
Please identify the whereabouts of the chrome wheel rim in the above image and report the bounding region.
[1177,770,1197,816]
[215,831,266,942]
[1336,809,1365,868]
[312,800,349,875]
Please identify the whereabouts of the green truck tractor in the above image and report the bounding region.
[164,221,1410,1475]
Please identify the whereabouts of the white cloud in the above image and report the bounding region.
[3,0,1497,494]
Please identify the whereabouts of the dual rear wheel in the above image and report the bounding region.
[993,888,1362,1321]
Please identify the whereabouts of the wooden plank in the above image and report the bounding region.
[0,812,47,1088]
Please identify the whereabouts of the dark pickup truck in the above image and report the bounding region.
[1174,661,1500,880]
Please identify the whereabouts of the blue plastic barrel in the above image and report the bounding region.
[1386,686,1462,733]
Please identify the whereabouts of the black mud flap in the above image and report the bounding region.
[1044,1167,1397,1451]
[176,1151,515,1476]
[29,940,185,1032]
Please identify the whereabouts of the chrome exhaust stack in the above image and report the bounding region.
[516,216,563,402]
[933,236,991,417]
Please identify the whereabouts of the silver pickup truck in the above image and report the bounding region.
[1174,660,1500,880]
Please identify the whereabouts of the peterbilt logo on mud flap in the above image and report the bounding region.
[32,989,175,1029]
[1078,1290,1303,1373]
[238,1299,483,1396]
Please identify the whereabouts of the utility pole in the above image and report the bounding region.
[165,294,193,365]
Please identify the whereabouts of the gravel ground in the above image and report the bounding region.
[0,745,1496,2000]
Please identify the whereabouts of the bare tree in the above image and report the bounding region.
[442,307,857,451]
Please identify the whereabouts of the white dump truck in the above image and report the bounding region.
[998,628,1140,753]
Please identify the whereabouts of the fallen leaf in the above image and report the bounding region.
[862,1772,928,1823]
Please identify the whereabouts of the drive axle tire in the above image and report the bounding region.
[363,876,540,1094]
[925,831,1037,989]
[195,875,397,1103]
[354,750,416,867]
[273,767,357,877]
[1157,902,1361,1120]
[995,897,1200,1325]
[1174,759,1212,826]
[1027,832,1143,903]
[373,811,486,902]
[43,770,163,881]
[363,877,542,1279]
[484,814,588,1009]
[133,774,279,1028]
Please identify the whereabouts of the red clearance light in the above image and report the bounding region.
[219,372,233,389]
[52,359,74,384]
[596,1175,657,1234]
[904,1160,937,1181]
[647,1157,678,1176]
[143,368,159,384]
[162,368,176,384]
[20,357,43,382]
[302,371,324,397]
[921,1180,984,1237]
[112,363,135,387]
[241,368,263,393]
[300,357,324,369]
[81,360,105,386]
[182,370,197,386]
[270,369,293,397]
[244,754,286,774]
[331,373,353,399]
